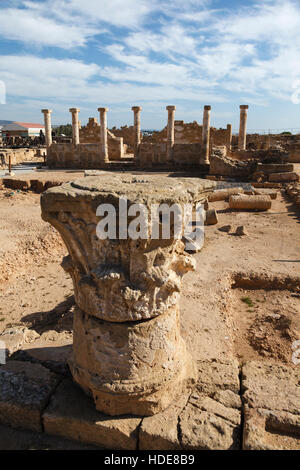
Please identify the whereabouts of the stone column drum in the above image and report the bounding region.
[201,105,211,165]
[69,108,80,145]
[132,106,142,162]
[41,174,214,416]
[238,105,249,150]
[98,107,109,163]
[41,109,52,148]
[226,124,232,152]
[166,105,176,163]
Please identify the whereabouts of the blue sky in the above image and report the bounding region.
[0,0,300,130]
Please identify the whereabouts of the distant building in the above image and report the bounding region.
[1,122,45,138]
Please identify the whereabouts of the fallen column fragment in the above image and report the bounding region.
[208,187,244,202]
[253,188,278,200]
[229,194,272,211]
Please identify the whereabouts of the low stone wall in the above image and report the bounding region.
[79,120,124,160]
[0,148,40,167]
[139,142,204,168]
[139,142,167,167]
[288,143,300,163]
[210,127,231,150]
[173,143,202,166]
[110,125,135,153]
[47,143,103,168]
[143,122,231,152]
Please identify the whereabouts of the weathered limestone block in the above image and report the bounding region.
[257,163,294,174]
[269,172,299,182]
[41,173,215,416]
[242,362,300,450]
[179,359,241,450]
[139,391,189,450]
[0,361,60,432]
[139,359,241,450]
[43,378,141,449]
[210,148,256,178]
[204,209,218,225]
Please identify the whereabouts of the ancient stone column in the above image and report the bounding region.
[201,105,211,165]
[166,105,176,162]
[238,105,249,150]
[41,174,215,416]
[98,107,109,163]
[226,124,232,152]
[132,106,142,161]
[41,109,52,148]
[69,108,80,145]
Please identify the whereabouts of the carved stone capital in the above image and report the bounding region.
[41,173,215,415]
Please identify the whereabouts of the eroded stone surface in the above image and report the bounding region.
[242,361,300,415]
[43,378,141,449]
[139,394,189,450]
[41,174,213,416]
[0,361,61,432]
[0,423,100,450]
[242,361,300,450]
[179,359,241,450]
[69,305,197,416]
[41,174,213,323]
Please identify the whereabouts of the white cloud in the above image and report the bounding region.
[0,7,98,48]
[1,0,300,129]
[124,25,198,57]
[0,54,224,108]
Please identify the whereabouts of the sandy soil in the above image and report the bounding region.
[0,173,299,368]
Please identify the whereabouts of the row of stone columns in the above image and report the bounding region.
[42,107,110,162]
[42,104,249,163]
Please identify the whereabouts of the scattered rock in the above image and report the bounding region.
[218,225,232,233]
[235,226,248,236]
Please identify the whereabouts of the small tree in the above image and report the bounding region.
[54,124,73,137]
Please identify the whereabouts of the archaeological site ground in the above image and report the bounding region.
[0,102,299,452]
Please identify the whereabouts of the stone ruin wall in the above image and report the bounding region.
[230,133,300,162]
[47,117,127,168]
[79,118,124,160]
[139,121,231,168]
[110,126,136,153]
[47,143,101,169]
[43,105,300,169]
[47,117,233,169]
[0,148,42,169]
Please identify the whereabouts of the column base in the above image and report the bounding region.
[69,350,197,416]
[68,306,198,416]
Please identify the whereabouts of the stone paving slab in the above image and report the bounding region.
[242,361,300,450]
[43,378,141,450]
[140,359,242,450]
[0,361,61,432]
[139,394,188,450]
[0,423,100,450]
[178,359,241,450]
